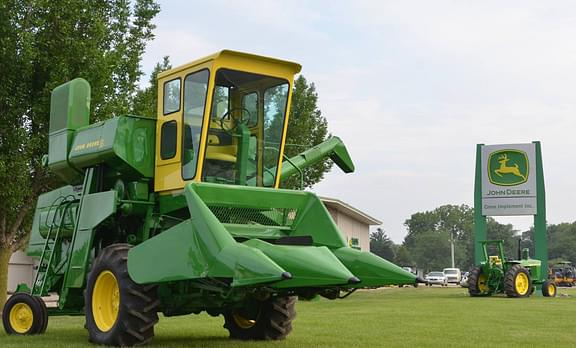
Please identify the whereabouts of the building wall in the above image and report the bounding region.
[8,251,35,293]
[326,207,370,251]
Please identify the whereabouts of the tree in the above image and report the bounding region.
[0,0,160,310]
[281,75,332,189]
[370,227,396,261]
[132,56,172,117]
[403,205,474,271]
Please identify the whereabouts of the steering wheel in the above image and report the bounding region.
[219,107,253,134]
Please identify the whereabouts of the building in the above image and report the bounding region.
[7,251,35,293]
[321,196,381,251]
[8,197,381,292]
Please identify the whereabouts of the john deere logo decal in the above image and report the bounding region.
[488,150,528,186]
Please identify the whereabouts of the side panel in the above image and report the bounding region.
[64,190,117,289]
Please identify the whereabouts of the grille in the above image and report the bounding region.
[207,205,297,227]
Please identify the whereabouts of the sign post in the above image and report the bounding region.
[474,142,546,281]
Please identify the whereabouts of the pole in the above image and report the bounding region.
[450,231,455,268]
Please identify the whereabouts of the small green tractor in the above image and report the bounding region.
[468,240,556,298]
[2,50,419,345]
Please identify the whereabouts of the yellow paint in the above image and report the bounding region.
[548,283,556,296]
[154,50,300,192]
[232,313,257,329]
[478,273,489,293]
[73,139,104,152]
[494,153,526,180]
[514,272,529,295]
[92,270,120,332]
[9,302,33,334]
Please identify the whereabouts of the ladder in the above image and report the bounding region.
[31,197,75,297]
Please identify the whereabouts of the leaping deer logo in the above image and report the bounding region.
[494,154,526,180]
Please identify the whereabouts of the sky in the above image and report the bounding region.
[141,0,576,243]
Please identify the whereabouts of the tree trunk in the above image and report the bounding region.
[0,246,12,312]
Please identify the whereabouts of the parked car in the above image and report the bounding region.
[425,271,448,286]
[460,272,470,288]
[442,267,461,284]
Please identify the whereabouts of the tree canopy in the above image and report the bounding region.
[396,204,521,272]
[0,0,160,310]
[281,75,332,189]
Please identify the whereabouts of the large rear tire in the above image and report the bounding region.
[85,244,159,346]
[2,293,47,335]
[542,280,557,297]
[504,264,532,298]
[224,296,296,340]
[468,267,489,297]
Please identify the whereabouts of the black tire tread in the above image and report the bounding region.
[2,293,47,335]
[224,296,297,340]
[468,267,485,297]
[542,280,557,297]
[504,264,532,298]
[85,243,159,346]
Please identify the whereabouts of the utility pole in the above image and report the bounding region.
[450,230,455,268]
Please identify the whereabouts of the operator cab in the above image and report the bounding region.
[154,50,301,192]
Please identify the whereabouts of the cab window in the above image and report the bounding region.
[182,70,209,180]
[163,78,180,115]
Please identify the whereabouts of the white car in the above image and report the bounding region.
[425,272,448,286]
[443,268,461,284]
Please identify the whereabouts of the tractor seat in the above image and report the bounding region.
[489,255,502,266]
[206,130,237,163]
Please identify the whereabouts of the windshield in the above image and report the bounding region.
[444,270,457,275]
[428,272,444,277]
[202,68,289,187]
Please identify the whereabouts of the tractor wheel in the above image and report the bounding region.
[542,280,557,297]
[504,264,532,298]
[468,267,489,297]
[2,293,47,335]
[224,296,296,340]
[85,244,159,346]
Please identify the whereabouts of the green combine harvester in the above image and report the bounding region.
[2,50,418,345]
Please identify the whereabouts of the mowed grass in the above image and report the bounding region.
[1,286,575,347]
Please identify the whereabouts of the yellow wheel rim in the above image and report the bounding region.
[478,273,488,293]
[515,272,529,295]
[9,303,33,334]
[92,271,120,332]
[548,284,556,296]
[232,313,256,329]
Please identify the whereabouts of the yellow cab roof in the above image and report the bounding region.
[157,50,302,79]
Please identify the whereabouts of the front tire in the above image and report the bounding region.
[504,264,532,298]
[2,293,47,335]
[85,244,159,346]
[224,296,296,340]
[542,280,557,297]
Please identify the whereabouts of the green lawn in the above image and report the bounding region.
[1,286,575,347]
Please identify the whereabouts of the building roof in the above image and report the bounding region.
[320,196,382,225]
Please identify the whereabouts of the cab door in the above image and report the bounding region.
[155,76,184,191]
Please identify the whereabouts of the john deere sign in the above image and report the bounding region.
[474,141,547,271]
[481,143,537,216]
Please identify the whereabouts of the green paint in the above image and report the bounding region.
[474,144,487,265]
[533,141,547,282]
